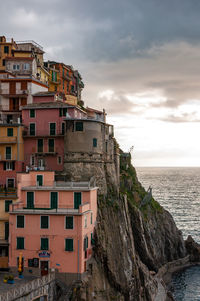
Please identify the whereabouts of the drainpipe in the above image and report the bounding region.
[17,126,20,161]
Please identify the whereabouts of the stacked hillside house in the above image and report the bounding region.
[0,36,119,281]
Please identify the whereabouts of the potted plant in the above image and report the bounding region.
[3,275,8,283]
[7,275,14,284]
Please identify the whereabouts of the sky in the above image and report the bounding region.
[1,0,200,166]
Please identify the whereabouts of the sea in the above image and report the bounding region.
[136,167,200,301]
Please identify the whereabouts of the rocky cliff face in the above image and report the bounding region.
[69,154,186,301]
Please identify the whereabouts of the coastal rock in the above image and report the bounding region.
[69,154,186,301]
[185,235,200,262]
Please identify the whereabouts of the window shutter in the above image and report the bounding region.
[17,216,24,228]
[41,216,49,229]
[27,192,34,209]
[65,239,73,251]
[41,238,49,250]
[66,216,73,229]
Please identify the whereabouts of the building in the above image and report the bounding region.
[0,36,17,71]
[9,171,97,280]
[45,61,84,106]
[0,121,23,270]
[0,122,24,187]
[22,92,87,172]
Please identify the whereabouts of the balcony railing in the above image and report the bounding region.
[0,154,17,160]
[12,202,91,214]
[0,136,17,144]
[0,188,17,198]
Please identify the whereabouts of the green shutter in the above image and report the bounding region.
[66,216,73,229]
[17,237,24,249]
[30,109,35,118]
[5,222,9,240]
[7,128,13,137]
[75,122,83,131]
[6,147,11,159]
[41,216,49,229]
[65,239,73,251]
[37,175,43,186]
[74,192,81,209]
[37,139,43,152]
[50,123,56,135]
[63,108,67,116]
[62,123,65,135]
[27,192,34,209]
[41,238,49,250]
[93,138,97,147]
[5,200,12,212]
[17,216,24,228]
[51,192,58,209]
[59,108,63,117]
[30,123,35,136]
[48,139,54,152]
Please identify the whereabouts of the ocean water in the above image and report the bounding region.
[136,167,200,301]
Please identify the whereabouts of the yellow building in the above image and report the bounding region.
[47,64,61,92]
[0,36,17,71]
[0,123,24,269]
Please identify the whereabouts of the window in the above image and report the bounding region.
[5,200,12,212]
[30,123,35,136]
[84,215,87,228]
[52,71,57,82]
[41,238,49,250]
[50,123,56,135]
[83,236,88,251]
[27,192,34,209]
[74,192,81,209]
[63,80,65,91]
[5,222,9,240]
[62,123,65,135]
[4,46,9,54]
[37,175,43,186]
[7,179,14,188]
[24,63,30,70]
[63,108,67,116]
[7,128,13,137]
[2,59,5,66]
[65,216,73,229]
[50,192,58,209]
[17,216,24,228]
[31,155,35,166]
[4,161,15,170]
[65,238,73,251]
[75,122,83,131]
[48,139,54,152]
[13,64,19,70]
[30,109,35,118]
[105,141,108,153]
[57,156,62,165]
[93,138,97,147]
[17,237,24,249]
[37,139,43,153]
[91,212,93,224]
[41,216,49,229]
[5,146,11,160]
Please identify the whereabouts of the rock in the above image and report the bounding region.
[185,235,200,262]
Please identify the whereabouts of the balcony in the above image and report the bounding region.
[23,130,64,138]
[11,202,91,215]
[63,74,72,81]
[0,188,17,199]
[0,136,17,144]
[21,180,96,191]
[0,154,17,160]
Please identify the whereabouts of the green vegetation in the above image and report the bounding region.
[120,153,163,218]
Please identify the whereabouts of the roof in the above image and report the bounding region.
[86,107,105,114]
[5,57,34,61]
[32,91,58,97]
[22,101,70,109]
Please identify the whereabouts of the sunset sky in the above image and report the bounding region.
[2,0,200,166]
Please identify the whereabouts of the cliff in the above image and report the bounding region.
[66,153,186,301]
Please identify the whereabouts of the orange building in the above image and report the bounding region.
[0,36,17,71]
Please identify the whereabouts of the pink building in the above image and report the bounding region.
[22,92,87,172]
[9,171,97,280]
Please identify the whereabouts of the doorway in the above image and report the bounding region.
[40,261,48,276]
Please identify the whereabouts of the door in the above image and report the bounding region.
[9,82,16,94]
[40,261,48,276]
[37,175,43,186]
[27,192,34,209]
